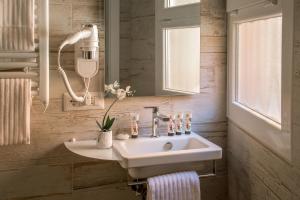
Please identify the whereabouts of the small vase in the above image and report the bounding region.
[96,130,112,149]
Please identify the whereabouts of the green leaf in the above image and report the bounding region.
[106,116,110,125]
[103,116,115,131]
[103,116,110,130]
[106,117,115,130]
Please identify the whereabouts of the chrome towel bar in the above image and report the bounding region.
[127,160,217,187]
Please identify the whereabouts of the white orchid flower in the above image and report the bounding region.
[116,89,127,100]
[105,81,122,95]
[97,81,134,132]
[104,84,109,91]
[105,81,133,98]
[113,81,120,89]
[125,86,131,92]
[104,84,112,91]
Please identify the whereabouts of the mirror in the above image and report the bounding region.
[105,0,200,96]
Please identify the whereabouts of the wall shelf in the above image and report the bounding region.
[64,140,119,161]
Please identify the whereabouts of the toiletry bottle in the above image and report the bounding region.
[130,113,139,138]
[185,112,192,134]
[168,114,175,136]
[175,113,183,135]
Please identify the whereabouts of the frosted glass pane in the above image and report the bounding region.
[164,27,200,93]
[237,17,282,123]
[166,0,200,7]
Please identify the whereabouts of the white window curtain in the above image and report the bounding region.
[237,16,282,123]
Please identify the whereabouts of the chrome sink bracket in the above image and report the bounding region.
[127,175,147,199]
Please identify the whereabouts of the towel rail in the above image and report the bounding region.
[31,81,39,88]
[0,72,38,78]
[0,62,38,69]
[38,0,49,108]
[127,160,217,187]
[0,52,38,58]
[32,90,39,96]
[0,0,49,109]
[128,173,216,187]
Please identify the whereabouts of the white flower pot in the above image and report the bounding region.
[96,130,112,149]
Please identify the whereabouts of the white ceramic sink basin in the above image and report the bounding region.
[113,133,222,178]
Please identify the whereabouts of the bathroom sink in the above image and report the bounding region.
[113,133,222,178]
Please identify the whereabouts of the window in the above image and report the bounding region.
[166,0,200,8]
[227,0,293,161]
[156,0,200,95]
[237,16,282,123]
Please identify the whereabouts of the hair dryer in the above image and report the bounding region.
[57,24,99,102]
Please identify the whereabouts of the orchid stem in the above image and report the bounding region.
[102,98,118,128]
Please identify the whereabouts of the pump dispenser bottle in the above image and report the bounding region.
[185,112,192,134]
[130,113,139,138]
[168,114,175,136]
[175,113,183,135]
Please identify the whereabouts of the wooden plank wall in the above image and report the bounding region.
[0,0,227,199]
[228,1,300,200]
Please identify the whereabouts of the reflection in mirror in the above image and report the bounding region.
[105,0,200,96]
[164,27,200,94]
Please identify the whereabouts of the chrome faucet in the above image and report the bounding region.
[145,106,170,137]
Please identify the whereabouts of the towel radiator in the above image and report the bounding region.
[0,0,49,109]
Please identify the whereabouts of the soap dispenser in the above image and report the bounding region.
[185,112,192,134]
[167,114,175,136]
[175,113,183,135]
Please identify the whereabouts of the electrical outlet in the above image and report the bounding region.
[63,92,104,111]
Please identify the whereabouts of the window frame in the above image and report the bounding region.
[227,0,293,161]
[155,0,201,95]
[165,0,200,8]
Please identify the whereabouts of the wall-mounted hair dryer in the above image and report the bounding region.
[57,24,99,103]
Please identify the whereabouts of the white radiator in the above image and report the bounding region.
[0,0,49,109]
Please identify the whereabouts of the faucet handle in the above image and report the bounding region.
[144,106,159,113]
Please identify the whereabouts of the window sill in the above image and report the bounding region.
[228,102,291,162]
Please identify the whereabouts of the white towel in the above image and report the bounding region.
[0,78,31,145]
[0,0,35,51]
[147,171,201,200]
